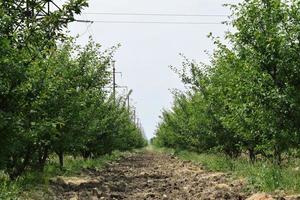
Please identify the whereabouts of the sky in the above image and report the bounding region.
[67,0,241,139]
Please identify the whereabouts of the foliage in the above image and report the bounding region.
[154,0,300,164]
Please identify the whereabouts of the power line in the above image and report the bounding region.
[80,20,225,25]
[77,22,93,37]
[82,12,228,17]
[75,19,94,23]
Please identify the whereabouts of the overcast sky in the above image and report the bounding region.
[67,0,241,139]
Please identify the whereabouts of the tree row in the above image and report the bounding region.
[0,0,147,179]
[153,0,300,164]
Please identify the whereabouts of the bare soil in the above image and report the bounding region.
[50,151,299,200]
[52,152,249,200]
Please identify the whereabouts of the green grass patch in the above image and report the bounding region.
[0,150,129,200]
[152,146,300,194]
[0,174,20,200]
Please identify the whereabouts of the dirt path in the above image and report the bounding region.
[50,151,299,200]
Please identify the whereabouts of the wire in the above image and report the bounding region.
[83,12,228,17]
[75,19,94,23]
[84,20,225,25]
[77,22,92,37]
[83,13,94,37]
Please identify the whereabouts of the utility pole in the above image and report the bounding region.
[12,0,91,32]
[125,89,133,110]
[112,60,116,102]
[47,0,50,15]
[133,109,136,123]
[127,96,130,110]
[137,118,142,130]
[111,60,127,103]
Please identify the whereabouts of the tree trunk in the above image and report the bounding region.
[274,146,282,166]
[248,148,256,163]
[58,150,64,170]
[37,146,49,172]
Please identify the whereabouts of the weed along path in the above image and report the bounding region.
[50,151,297,200]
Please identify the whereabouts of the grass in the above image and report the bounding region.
[0,150,129,200]
[152,146,300,194]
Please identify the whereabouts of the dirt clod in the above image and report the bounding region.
[246,193,274,200]
[50,151,296,200]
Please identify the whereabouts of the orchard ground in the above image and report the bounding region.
[2,147,300,200]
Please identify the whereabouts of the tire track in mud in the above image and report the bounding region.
[50,151,298,200]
